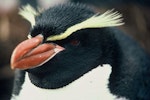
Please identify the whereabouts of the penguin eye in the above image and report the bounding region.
[70,40,80,46]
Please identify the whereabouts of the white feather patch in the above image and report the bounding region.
[47,9,124,41]
[11,64,127,100]
[19,5,39,27]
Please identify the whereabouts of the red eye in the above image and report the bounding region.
[70,40,80,46]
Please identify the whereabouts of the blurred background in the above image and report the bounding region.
[0,0,149,100]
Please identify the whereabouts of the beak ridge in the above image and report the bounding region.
[11,35,64,70]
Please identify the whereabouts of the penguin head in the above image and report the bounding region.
[11,3,123,88]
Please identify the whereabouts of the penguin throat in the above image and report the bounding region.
[28,66,97,89]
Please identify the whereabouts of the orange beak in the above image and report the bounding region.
[11,35,65,70]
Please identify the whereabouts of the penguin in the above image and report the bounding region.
[10,3,150,100]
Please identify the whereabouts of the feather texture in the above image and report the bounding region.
[47,9,124,41]
[19,5,39,27]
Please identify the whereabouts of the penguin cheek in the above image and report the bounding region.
[11,35,65,70]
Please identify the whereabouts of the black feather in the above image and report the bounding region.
[12,3,150,100]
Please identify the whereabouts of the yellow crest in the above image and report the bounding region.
[19,5,39,27]
[21,5,124,41]
[46,9,124,41]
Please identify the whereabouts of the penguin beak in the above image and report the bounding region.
[11,35,65,70]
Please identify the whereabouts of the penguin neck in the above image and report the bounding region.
[17,65,128,100]
[28,64,100,89]
[101,39,122,68]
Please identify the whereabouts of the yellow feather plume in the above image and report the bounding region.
[19,5,39,27]
[47,9,124,41]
